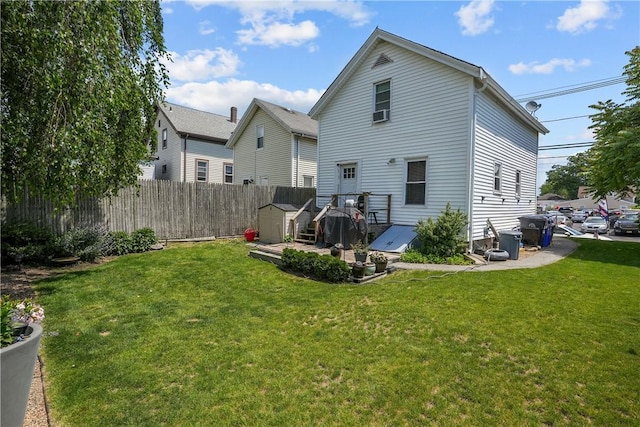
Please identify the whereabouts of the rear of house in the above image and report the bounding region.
[309,28,547,250]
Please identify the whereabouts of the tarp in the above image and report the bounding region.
[321,207,368,249]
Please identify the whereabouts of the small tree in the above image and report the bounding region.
[415,203,468,258]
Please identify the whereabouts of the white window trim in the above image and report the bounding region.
[493,161,502,195]
[256,124,264,150]
[223,162,233,184]
[195,159,209,182]
[404,158,427,206]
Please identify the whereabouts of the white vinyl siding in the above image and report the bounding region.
[233,109,312,187]
[153,110,183,182]
[470,90,539,240]
[183,138,233,183]
[294,136,318,187]
[316,40,471,224]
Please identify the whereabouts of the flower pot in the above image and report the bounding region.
[364,263,376,276]
[375,261,388,273]
[1,323,43,427]
[351,264,365,278]
[354,253,368,263]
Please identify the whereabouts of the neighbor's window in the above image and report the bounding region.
[224,163,233,184]
[303,175,314,188]
[515,170,521,197]
[162,128,167,149]
[494,162,502,194]
[196,159,208,182]
[256,124,264,149]
[374,80,391,112]
[161,164,167,174]
[405,159,426,205]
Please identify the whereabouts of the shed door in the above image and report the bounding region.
[338,163,358,206]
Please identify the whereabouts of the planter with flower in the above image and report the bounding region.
[1,296,45,427]
[351,240,369,263]
[370,251,388,273]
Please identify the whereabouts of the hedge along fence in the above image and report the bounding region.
[1,180,317,240]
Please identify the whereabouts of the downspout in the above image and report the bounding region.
[467,70,488,253]
[183,134,189,182]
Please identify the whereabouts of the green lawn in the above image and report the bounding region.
[37,239,640,426]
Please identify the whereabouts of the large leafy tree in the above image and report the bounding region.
[539,152,589,199]
[1,1,169,207]
[587,47,640,199]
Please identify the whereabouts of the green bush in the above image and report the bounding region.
[130,228,157,253]
[415,202,468,259]
[108,231,133,256]
[281,248,350,283]
[1,221,55,264]
[52,224,111,262]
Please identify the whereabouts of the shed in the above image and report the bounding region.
[258,203,309,244]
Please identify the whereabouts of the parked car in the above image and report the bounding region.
[558,207,573,216]
[613,212,639,236]
[608,210,623,227]
[580,216,609,234]
[555,224,611,240]
[570,210,587,223]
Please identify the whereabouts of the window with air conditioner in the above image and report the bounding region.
[405,159,426,205]
[373,80,391,123]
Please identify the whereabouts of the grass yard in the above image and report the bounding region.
[36,239,640,426]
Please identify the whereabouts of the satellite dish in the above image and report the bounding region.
[525,101,541,113]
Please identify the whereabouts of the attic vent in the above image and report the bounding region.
[372,54,393,68]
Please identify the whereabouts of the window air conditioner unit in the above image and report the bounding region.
[372,109,389,123]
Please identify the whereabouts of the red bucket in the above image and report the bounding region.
[244,228,257,242]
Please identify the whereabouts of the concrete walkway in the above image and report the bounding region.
[393,236,578,272]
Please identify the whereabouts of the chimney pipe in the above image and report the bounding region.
[230,106,237,123]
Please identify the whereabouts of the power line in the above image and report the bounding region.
[538,141,595,151]
[540,114,590,123]
[515,76,625,103]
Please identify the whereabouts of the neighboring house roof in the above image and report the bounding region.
[158,101,236,142]
[539,193,566,201]
[308,28,549,135]
[226,98,318,148]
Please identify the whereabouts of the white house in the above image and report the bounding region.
[152,102,237,184]
[308,28,549,251]
[226,98,318,187]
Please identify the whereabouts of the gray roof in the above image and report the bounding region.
[226,98,317,148]
[158,102,236,142]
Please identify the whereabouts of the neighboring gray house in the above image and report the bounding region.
[308,28,549,251]
[226,98,318,187]
[152,102,237,184]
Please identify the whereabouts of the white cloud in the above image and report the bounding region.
[198,20,215,35]
[184,0,373,47]
[165,48,242,82]
[556,0,613,34]
[166,78,324,116]
[237,20,319,47]
[508,58,592,75]
[455,0,496,36]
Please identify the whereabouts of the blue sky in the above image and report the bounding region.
[160,0,639,192]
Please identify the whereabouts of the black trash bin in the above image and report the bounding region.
[499,230,522,260]
[518,215,551,247]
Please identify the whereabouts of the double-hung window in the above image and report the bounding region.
[196,159,208,182]
[493,162,502,194]
[515,170,521,198]
[223,163,233,184]
[162,128,168,149]
[405,159,426,205]
[373,80,391,122]
[256,124,264,149]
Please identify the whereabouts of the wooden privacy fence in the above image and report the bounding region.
[2,180,316,240]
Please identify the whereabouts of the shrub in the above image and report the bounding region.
[1,221,55,264]
[281,248,350,283]
[130,228,157,253]
[52,224,111,262]
[108,231,133,256]
[415,202,468,259]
